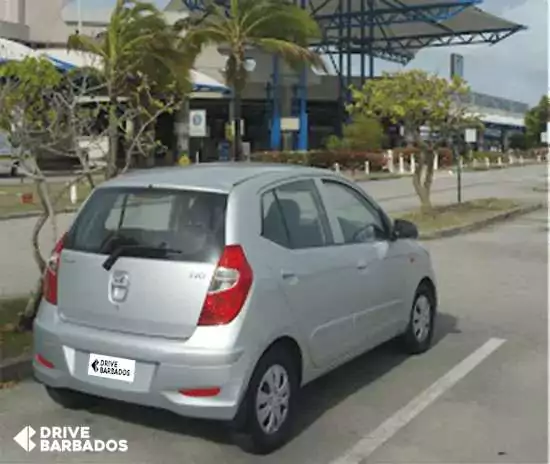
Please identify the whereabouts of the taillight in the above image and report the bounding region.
[43,233,67,305]
[179,387,221,397]
[35,354,54,369]
[198,245,253,326]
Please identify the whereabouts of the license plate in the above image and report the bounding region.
[87,353,136,383]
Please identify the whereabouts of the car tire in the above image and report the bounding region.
[234,346,300,455]
[401,282,436,354]
[45,386,98,410]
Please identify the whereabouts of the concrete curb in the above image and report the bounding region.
[419,203,545,241]
[0,207,78,222]
[0,353,33,384]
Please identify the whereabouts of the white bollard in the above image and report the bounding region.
[459,158,464,170]
[537,155,542,163]
[195,151,200,164]
[472,158,478,168]
[497,156,503,167]
[334,162,340,173]
[410,155,416,174]
[69,184,78,205]
[398,155,404,174]
[433,153,439,171]
[364,160,370,175]
[485,157,490,168]
[519,155,524,164]
[509,155,514,165]
[387,152,394,173]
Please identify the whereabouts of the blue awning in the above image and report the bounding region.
[0,38,72,71]
[40,48,230,94]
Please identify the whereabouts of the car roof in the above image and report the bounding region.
[99,162,333,193]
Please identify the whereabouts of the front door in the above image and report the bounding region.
[318,179,409,350]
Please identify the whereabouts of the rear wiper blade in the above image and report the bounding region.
[102,244,183,271]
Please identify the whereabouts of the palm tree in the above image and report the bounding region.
[184,0,325,161]
[68,0,196,177]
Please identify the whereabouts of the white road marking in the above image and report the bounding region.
[330,337,506,464]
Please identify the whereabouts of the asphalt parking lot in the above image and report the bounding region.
[0,167,547,463]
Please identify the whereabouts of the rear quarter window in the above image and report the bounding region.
[64,187,227,264]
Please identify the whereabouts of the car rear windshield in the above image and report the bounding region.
[64,187,227,264]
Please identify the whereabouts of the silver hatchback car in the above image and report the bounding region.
[34,163,437,453]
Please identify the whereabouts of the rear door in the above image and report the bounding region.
[58,187,227,339]
[260,179,356,367]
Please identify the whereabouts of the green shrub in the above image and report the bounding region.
[251,150,388,172]
[324,115,386,152]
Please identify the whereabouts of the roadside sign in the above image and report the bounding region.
[280,117,300,132]
[189,109,207,138]
[465,128,477,144]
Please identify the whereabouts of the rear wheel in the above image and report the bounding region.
[401,282,436,354]
[9,163,18,177]
[234,346,299,454]
[45,386,98,410]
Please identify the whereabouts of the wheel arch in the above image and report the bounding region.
[261,336,304,386]
[418,276,437,309]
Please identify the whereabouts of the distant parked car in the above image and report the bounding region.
[0,155,19,176]
[33,163,438,453]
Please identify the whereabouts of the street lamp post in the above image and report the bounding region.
[77,0,82,33]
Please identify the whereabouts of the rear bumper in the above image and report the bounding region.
[33,301,251,421]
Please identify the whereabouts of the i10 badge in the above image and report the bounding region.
[88,353,136,383]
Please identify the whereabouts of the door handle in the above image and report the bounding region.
[281,270,296,280]
[357,261,367,270]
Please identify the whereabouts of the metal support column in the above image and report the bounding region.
[270,55,281,150]
[337,0,344,136]
[368,0,375,78]
[297,0,308,151]
[345,0,352,124]
[360,0,366,85]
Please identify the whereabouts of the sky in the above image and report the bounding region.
[69,0,547,105]
[373,0,548,105]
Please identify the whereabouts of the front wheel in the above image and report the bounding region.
[234,346,299,454]
[401,283,436,354]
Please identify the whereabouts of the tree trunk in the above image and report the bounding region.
[175,100,190,163]
[17,277,43,332]
[412,167,431,212]
[17,176,86,332]
[36,179,57,245]
[232,90,242,162]
[107,100,119,179]
[17,205,48,332]
[411,149,435,213]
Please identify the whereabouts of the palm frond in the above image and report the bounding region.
[67,34,107,60]
[253,37,326,72]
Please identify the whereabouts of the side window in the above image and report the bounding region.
[261,191,290,248]
[322,180,387,244]
[261,179,331,249]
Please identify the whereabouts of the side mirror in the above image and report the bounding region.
[392,219,419,240]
